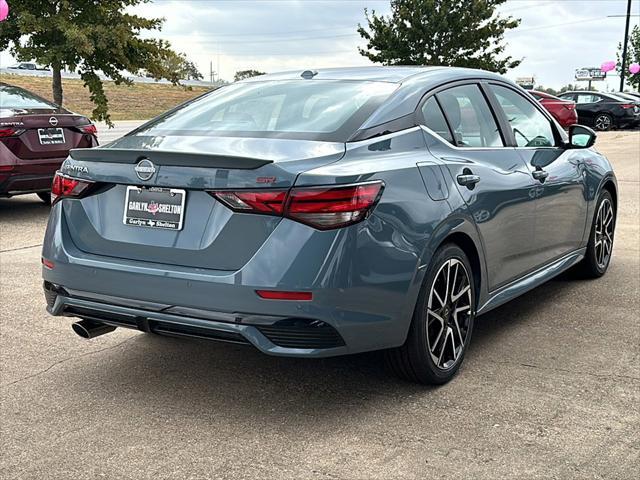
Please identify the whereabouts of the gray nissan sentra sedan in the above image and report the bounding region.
[42,67,617,384]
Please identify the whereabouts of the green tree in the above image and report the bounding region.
[234,69,266,82]
[183,60,203,81]
[617,25,640,91]
[357,0,521,73]
[0,0,189,125]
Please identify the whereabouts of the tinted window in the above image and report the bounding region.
[490,85,556,147]
[436,85,503,148]
[136,80,398,142]
[559,93,575,101]
[0,85,57,109]
[421,96,453,143]
[576,94,601,104]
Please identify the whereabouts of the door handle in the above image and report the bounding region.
[457,174,480,188]
[532,169,549,182]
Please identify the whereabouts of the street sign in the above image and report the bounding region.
[575,68,607,81]
[516,77,535,89]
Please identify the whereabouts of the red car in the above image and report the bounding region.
[529,90,578,129]
[0,83,98,204]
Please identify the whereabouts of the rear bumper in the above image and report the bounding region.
[42,201,424,357]
[45,282,347,356]
[0,172,55,196]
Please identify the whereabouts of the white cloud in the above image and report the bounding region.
[2,0,638,90]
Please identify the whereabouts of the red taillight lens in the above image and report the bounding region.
[51,171,95,205]
[286,182,384,229]
[0,127,23,137]
[212,190,287,214]
[209,181,384,230]
[620,104,636,109]
[80,124,98,135]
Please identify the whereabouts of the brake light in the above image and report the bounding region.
[209,181,384,230]
[286,182,384,229]
[51,171,95,205]
[213,190,287,214]
[621,104,636,109]
[80,124,98,135]
[0,127,23,137]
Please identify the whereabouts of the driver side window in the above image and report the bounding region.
[490,85,556,148]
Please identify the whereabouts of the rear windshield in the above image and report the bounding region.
[134,80,398,142]
[0,85,58,109]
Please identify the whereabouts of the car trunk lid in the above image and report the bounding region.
[61,135,344,271]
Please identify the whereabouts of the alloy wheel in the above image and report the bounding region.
[426,258,473,370]
[594,198,614,269]
[595,114,612,131]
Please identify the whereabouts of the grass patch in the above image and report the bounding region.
[0,73,211,120]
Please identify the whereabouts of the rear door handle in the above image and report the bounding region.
[532,169,549,182]
[457,174,480,188]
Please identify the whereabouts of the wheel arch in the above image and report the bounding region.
[440,231,482,303]
[601,177,617,212]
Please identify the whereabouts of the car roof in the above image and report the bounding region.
[239,66,507,85]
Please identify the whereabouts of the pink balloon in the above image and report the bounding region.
[630,63,640,75]
[0,0,8,22]
[601,61,616,73]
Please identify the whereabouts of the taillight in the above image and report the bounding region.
[51,171,95,205]
[212,190,287,214]
[286,182,384,229]
[209,181,384,230]
[80,124,98,135]
[0,127,24,137]
[621,104,636,109]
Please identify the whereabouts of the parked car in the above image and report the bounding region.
[558,91,640,131]
[0,83,98,203]
[614,92,640,105]
[8,62,49,71]
[42,67,617,384]
[528,90,578,128]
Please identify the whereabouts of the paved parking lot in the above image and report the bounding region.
[1,129,638,479]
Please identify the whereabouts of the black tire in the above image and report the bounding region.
[578,190,616,278]
[594,113,613,131]
[37,192,51,205]
[386,243,476,385]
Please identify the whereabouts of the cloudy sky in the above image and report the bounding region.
[2,0,639,90]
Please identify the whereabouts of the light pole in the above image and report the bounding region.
[619,0,633,92]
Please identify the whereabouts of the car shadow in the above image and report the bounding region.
[64,271,580,422]
[0,195,50,220]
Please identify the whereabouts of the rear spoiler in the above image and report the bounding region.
[68,148,273,170]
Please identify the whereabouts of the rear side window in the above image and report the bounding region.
[436,84,503,148]
[136,80,398,142]
[576,94,601,104]
[421,97,453,143]
[0,85,57,109]
[490,85,556,148]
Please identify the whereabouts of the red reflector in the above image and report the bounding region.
[51,171,94,205]
[42,258,55,270]
[81,124,98,135]
[256,290,313,301]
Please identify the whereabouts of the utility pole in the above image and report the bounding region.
[210,61,213,84]
[619,0,633,92]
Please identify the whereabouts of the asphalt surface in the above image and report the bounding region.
[1,128,639,479]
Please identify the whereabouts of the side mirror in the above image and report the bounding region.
[567,124,596,149]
